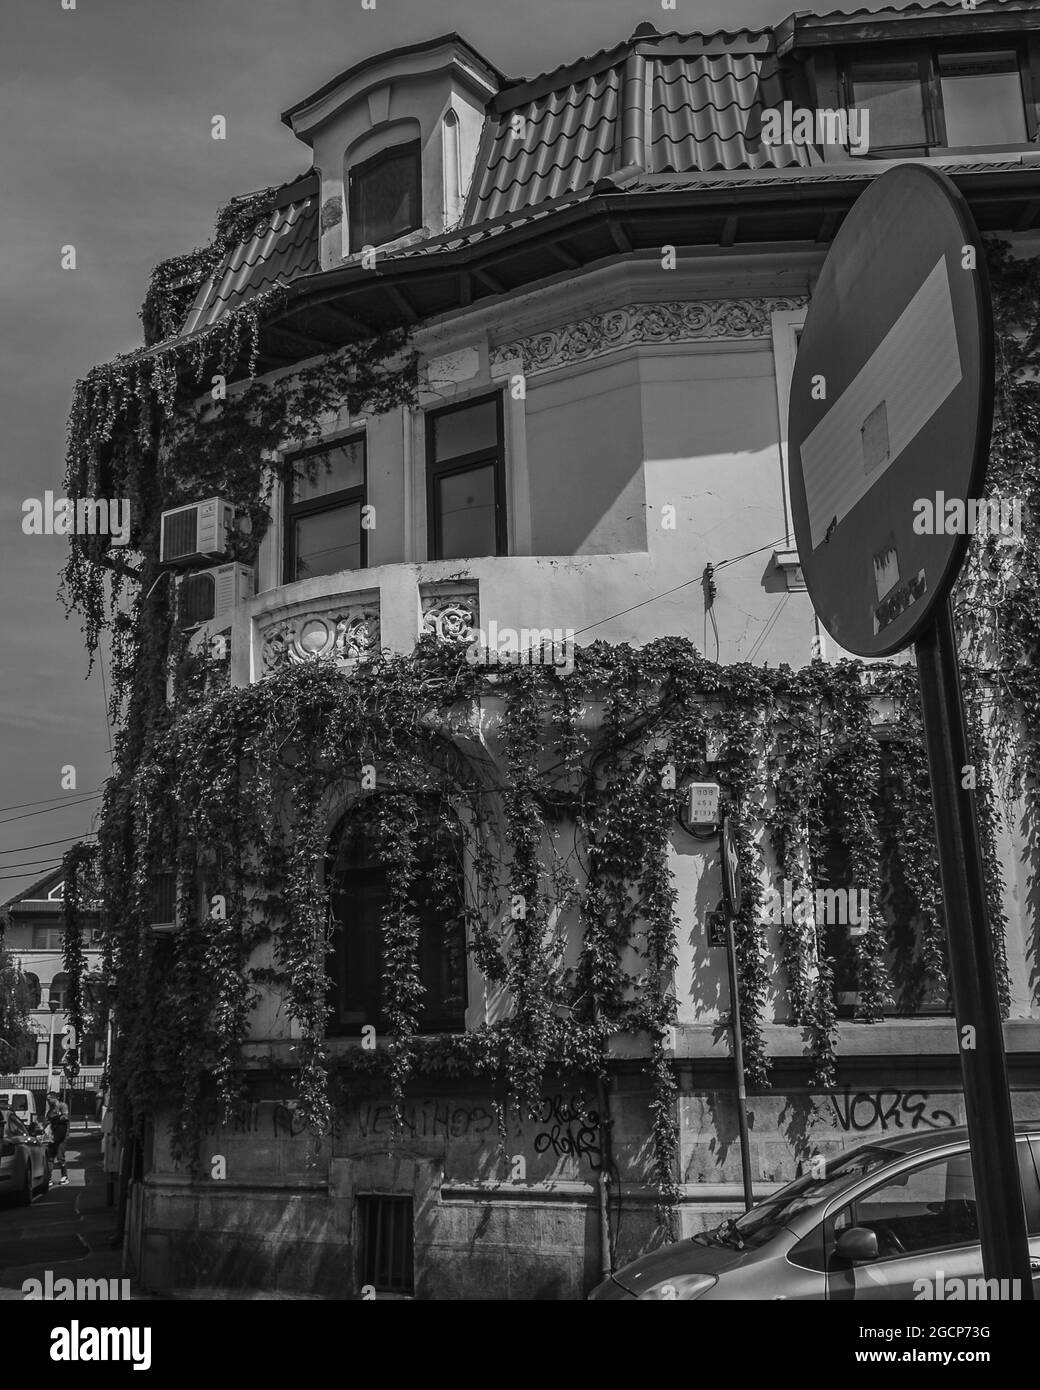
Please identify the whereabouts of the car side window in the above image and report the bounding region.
[5,1113,28,1139]
[837,1151,978,1258]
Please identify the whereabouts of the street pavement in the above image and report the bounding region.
[0,1124,138,1301]
[0,1129,328,1301]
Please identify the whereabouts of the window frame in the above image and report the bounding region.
[839,40,1037,157]
[357,1194,415,1295]
[816,733,953,1019]
[425,392,507,561]
[283,434,368,586]
[347,139,423,254]
[324,802,468,1038]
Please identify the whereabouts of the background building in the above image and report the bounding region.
[1,867,106,1113]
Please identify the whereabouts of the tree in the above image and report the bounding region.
[0,945,37,1072]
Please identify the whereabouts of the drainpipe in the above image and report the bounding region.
[591,999,614,1282]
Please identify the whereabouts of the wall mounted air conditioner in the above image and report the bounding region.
[176,563,255,630]
[159,496,234,567]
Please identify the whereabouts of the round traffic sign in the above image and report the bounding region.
[788,165,993,657]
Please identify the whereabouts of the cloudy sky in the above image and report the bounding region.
[0,0,911,897]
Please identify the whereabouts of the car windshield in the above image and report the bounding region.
[725,1146,895,1248]
[3,1112,28,1139]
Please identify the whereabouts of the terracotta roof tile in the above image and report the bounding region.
[181,175,319,335]
[467,39,814,222]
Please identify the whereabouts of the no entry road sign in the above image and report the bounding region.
[787,162,1031,1296]
[788,164,993,657]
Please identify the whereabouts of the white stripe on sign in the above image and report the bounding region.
[800,256,963,550]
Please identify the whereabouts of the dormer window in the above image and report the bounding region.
[348,139,422,252]
[938,51,1027,148]
[842,44,1032,156]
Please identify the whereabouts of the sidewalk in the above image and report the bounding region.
[0,1126,142,1300]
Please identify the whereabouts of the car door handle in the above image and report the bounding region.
[1030,1259,1040,1273]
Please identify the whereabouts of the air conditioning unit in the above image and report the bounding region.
[159,496,234,567]
[176,563,254,629]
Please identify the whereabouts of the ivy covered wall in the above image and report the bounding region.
[58,234,1040,1221]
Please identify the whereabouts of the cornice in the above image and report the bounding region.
[490,296,809,374]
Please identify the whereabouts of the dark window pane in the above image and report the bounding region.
[358,1196,414,1294]
[293,502,361,580]
[849,58,928,149]
[940,51,1026,146]
[433,401,499,462]
[351,144,421,250]
[292,442,365,503]
[436,464,496,559]
[330,870,386,1025]
[327,807,466,1034]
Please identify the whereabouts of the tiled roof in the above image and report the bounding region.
[799,0,1037,20]
[1,867,65,912]
[647,51,809,174]
[181,174,320,335]
[175,10,1040,336]
[470,68,622,225]
[466,33,812,223]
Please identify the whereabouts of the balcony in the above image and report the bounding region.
[186,552,681,687]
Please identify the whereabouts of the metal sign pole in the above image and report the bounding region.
[915,599,1033,1297]
[723,916,755,1212]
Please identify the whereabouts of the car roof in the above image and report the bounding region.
[844,1121,1040,1159]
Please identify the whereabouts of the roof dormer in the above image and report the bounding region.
[281,32,501,267]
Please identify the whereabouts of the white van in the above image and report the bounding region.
[0,1090,39,1128]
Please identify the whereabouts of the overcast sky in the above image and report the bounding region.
[0,0,912,898]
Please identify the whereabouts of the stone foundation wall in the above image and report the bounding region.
[133,1061,1040,1298]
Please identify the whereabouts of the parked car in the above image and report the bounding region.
[589,1124,1040,1300]
[0,1106,51,1205]
[0,1089,38,1127]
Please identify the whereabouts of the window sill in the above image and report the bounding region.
[345,226,430,261]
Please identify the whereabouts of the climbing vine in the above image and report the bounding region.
[140,187,280,346]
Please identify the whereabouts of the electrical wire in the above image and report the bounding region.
[0,833,97,856]
[571,534,791,643]
[0,795,102,828]
[0,861,63,882]
[747,593,791,664]
[0,789,103,815]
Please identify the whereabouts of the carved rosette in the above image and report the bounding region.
[261,606,380,672]
[421,587,479,645]
[490,298,808,375]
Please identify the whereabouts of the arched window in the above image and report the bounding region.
[325,800,467,1035]
[442,108,461,226]
[818,740,949,1017]
[347,139,422,252]
[22,972,41,1009]
[48,972,69,1010]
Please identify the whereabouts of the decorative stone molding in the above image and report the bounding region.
[261,598,380,672]
[420,584,479,644]
[490,298,809,375]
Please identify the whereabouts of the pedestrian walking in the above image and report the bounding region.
[45,1091,70,1185]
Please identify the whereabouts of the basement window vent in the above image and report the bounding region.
[357,1195,414,1295]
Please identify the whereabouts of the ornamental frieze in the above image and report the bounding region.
[261,603,380,672]
[420,585,479,644]
[490,298,808,374]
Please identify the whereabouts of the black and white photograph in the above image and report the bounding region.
[2,0,1040,1362]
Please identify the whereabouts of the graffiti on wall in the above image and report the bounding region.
[532,1093,603,1169]
[350,1099,495,1141]
[828,1089,957,1133]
